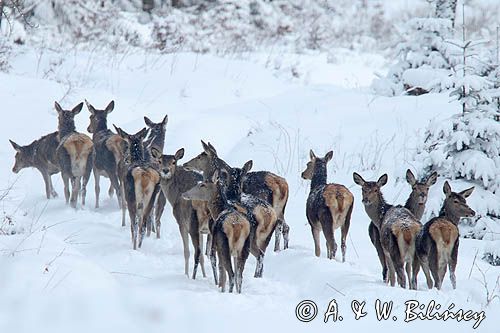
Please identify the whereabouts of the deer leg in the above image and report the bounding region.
[449,240,459,289]
[81,154,92,207]
[219,236,233,293]
[109,172,121,209]
[137,205,146,249]
[62,174,70,204]
[210,234,218,285]
[120,183,127,227]
[199,233,207,278]
[369,223,387,281]
[94,169,100,209]
[341,204,353,263]
[206,233,212,257]
[429,249,441,289]
[70,177,80,209]
[311,224,321,257]
[419,257,433,289]
[411,254,420,290]
[385,252,396,286]
[155,191,166,239]
[128,205,137,250]
[282,219,290,250]
[40,171,51,199]
[178,224,190,277]
[48,175,58,198]
[274,219,283,252]
[322,217,335,260]
[254,249,265,278]
[108,184,114,198]
[190,224,202,280]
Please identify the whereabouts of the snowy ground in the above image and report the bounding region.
[0,47,498,333]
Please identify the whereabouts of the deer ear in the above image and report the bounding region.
[85,99,96,114]
[406,169,416,186]
[211,170,220,183]
[309,149,316,160]
[137,127,149,140]
[72,102,84,115]
[377,174,388,187]
[443,181,452,196]
[352,172,365,186]
[426,172,438,186]
[162,114,168,128]
[150,147,162,160]
[9,139,21,151]
[54,101,63,113]
[242,160,253,174]
[207,142,218,155]
[324,150,333,162]
[144,116,154,127]
[174,148,185,161]
[113,125,126,138]
[459,186,474,198]
[105,100,115,113]
[201,140,210,153]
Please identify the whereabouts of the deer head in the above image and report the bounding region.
[86,100,115,133]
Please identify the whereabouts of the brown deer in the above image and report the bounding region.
[380,206,422,289]
[416,181,475,290]
[143,115,168,237]
[379,170,438,289]
[150,147,210,279]
[353,170,437,283]
[302,150,354,261]
[54,102,93,208]
[182,171,251,293]
[405,169,438,221]
[184,141,289,252]
[353,172,390,280]
[115,126,160,250]
[184,160,277,278]
[9,132,60,199]
[86,100,124,209]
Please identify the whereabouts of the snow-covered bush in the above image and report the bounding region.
[372,17,456,96]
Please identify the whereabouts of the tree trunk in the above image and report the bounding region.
[435,0,457,28]
[142,0,154,13]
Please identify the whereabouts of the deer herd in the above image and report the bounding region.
[9,101,476,294]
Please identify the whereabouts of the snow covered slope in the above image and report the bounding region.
[0,47,498,333]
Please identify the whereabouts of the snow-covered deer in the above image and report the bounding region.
[9,132,60,199]
[353,170,437,284]
[86,100,124,209]
[184,140,289,252]
[150,147,210,279]
[416,181,475,290]
[115,126,160,250]
[54,102,93,208]
[182,170,251,293]
[302,150,354,261]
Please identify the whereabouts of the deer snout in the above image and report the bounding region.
[12,165,20,174]
[466,209,476,217]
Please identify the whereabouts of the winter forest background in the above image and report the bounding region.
[0,1,499,332]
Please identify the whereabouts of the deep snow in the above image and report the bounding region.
[0,47,498,333]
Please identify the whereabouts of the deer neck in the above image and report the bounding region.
[207,187,227,221]
[366,194,391,229]
[128,141,145,163]
[149,132,165,152]
[58,120,76,139]
[310,164,327,191]
[439,203,461,225]
[405,191,424,220]
[95,118,108,133]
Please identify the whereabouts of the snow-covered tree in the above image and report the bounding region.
[414,37,500,240]
[372,17,456,96]
[435,0,457,28]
